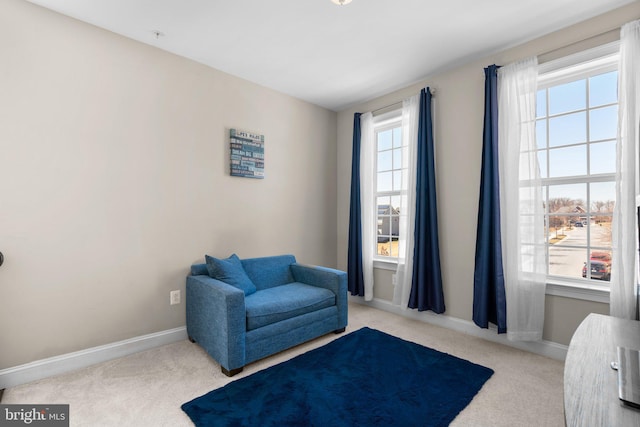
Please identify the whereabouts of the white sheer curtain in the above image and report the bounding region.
[360,112,376,301]
[498,57,547,341]
[611,20,640,319]
[393,94,420,307]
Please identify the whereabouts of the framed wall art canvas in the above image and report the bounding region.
[230,128,264,179]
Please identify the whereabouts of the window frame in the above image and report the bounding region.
[372,109,403,265]
[537,41,620,303]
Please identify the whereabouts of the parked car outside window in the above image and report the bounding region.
[582,260,611,281]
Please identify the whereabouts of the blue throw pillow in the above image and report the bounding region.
[205,254,257,296]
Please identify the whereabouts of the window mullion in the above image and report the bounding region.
[374,117,402,261]
[537,49,617,289]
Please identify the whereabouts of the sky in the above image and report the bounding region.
[375,70,618,209]
[537,70,618,208]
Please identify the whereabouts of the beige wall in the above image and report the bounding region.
[336,3,640,346]
[0,0,337,369]
[2,1,638,371]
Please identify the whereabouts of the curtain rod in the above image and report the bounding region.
[371,88,436,114]
[481,27,620,77]
[481,27,621,76]
[537,28,619,63]
[371,101,402,115]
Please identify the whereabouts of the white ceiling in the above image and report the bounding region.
[26,0,635,111]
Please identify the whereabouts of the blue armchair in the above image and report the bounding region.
[186,254,348,376]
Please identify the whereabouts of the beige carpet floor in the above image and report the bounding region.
[2,303,565,426]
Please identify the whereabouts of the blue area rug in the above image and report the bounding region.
[182,327,494,427]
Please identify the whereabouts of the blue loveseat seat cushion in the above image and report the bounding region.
[244,282,336,331]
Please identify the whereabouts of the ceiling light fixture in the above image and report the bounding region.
[331,0,352,5]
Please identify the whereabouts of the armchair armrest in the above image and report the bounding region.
[186,275,246,371]
[290,263,348,329]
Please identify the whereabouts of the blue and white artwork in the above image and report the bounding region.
[230,128,264,179]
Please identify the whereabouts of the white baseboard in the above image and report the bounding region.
[0,327,187,390]
[350,296,568,361]
[1,300,568,390]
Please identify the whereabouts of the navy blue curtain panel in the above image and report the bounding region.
[472,65,507,333]
[408,88,446,313]
[348,113,365,297]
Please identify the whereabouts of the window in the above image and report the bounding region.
[374,110,404,260]
[537,43,619,286]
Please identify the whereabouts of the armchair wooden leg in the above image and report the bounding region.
[222,366,243,377]
[334,327,346,334]
[188,336,196,343]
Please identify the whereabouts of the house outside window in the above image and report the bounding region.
[373,110,404,260]
[537,43,619,287]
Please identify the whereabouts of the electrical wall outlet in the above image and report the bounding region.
[392,274,397,285]
[170,290,181,305]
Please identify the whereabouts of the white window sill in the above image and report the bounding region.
[373,260,610,304]
[373,259,398,271]
[545,279,610,304]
